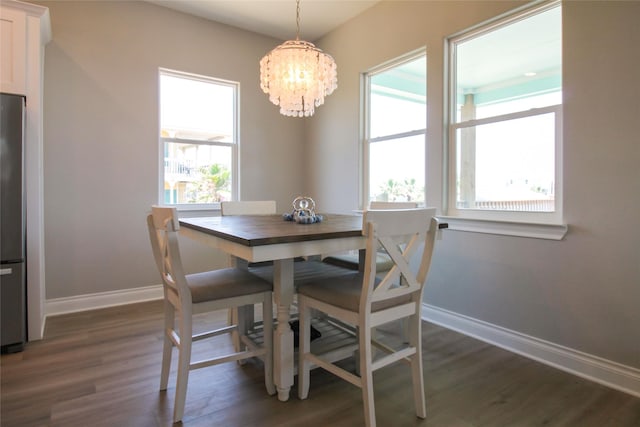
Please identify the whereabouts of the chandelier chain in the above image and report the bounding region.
[296,0,300,40]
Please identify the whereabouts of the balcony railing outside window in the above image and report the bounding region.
[164,157,196,181]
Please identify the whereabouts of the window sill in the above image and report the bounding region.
[438,216,568,240]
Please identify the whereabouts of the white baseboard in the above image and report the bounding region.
[422,303,640,398]
[45,284,163,318]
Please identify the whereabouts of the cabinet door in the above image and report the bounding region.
[0,7,26,95]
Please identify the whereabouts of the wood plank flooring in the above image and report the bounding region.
[1,300,639,426]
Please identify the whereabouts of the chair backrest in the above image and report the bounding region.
[147,206,189,305]
[367,201,420,256]
[368,201,419,210]
[221,200,277,216]
[360,208,438,311]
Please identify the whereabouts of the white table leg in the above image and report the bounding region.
[272,258,294,401]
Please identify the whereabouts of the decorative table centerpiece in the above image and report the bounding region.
[283,196,323,224]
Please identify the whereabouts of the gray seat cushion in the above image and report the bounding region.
[186,268,272,303]
[248,260,355,288]
[322,253,394,271]
[297,272,411,313]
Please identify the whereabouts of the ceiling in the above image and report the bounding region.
[145,0,381,41]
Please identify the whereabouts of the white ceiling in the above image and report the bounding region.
[145,0,381,41]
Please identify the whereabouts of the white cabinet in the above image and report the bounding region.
[0,6,26,94]
[0,0,51,342]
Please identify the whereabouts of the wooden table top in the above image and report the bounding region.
[179,213,364,247]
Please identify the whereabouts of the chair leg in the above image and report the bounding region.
[160,302,174,391]
[402,317,410,344]
[262,293,276,395]
[173,318,192,423]
[359,325,376,427]
[239,304,255,333]
[297,297,311,400]
[354,326,361,376]
[229,308,240,352]
[234,306,255,350]
[409,314,426,419]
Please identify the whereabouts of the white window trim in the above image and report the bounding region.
[158,68,239,211]
[443,0,566,239]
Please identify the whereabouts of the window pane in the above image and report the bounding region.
[369,134,425,203]
[370,56,426,138]
[454,6,562,122]
[160,74,234,142]
[456,112,555,212]
[164,142,232,204]
[370,92,426,139]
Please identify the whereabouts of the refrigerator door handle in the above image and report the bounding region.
[0,268,13,275]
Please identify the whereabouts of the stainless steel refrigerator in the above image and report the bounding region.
[1,93,27,353]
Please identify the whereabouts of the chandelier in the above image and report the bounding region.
[259,0,337,117]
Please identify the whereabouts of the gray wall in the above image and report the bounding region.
[39,1,306,299]
[309,0,640,369]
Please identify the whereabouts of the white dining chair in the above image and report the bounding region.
[322,201,419,271]
[297,208,439,427]
[147,206,275,422]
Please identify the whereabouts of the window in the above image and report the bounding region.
[159,69,238,208]
[364,52,426,206]
[447,1,562,224]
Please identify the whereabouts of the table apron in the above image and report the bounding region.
[179,227,365,262]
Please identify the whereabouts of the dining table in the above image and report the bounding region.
[178,213,366,402]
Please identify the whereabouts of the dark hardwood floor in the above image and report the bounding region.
[1,300,639,426]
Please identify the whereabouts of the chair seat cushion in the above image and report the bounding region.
[297,272,411,313]
[186,268,272,303]
[248,260,355,289]
[322,253,394,271]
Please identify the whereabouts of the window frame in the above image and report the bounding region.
[444,0,564,228]
[158,68,239,210]
[362,48,427,209]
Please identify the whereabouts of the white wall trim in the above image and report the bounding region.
[422,303,640,398]
[45,285,163,318]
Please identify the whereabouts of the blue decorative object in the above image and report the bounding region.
[284,196,323,224]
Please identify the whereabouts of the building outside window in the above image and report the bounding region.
[364,52,426,206]
[159,69,238,208]
[447,1,562,224]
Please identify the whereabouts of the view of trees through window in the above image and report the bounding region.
[366,54,426,205]
[159,70,236,206]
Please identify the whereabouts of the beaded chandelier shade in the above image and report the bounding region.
[259,0,337,117]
